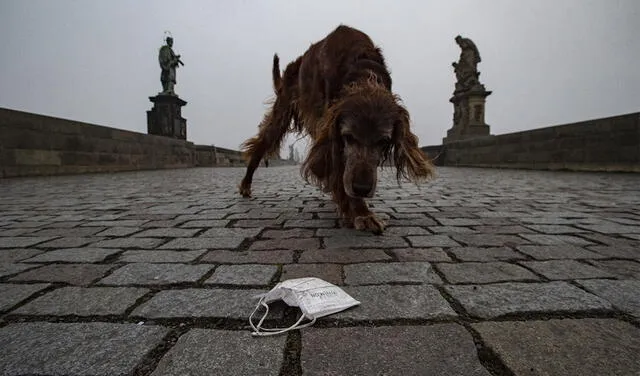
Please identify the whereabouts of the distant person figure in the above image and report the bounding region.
[159,36,184,95]
[264,159,269,168]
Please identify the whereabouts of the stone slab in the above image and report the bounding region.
[0,322,167,375]
[90,237,165,249]
[324,236,408,249]
[118,249,206,263]
[519,234,593,246]
[445,281,613,319]
[9,263,113,285]
[23,248,121,263]
[0,283,50,311]
[0,263,38,277]
[13,286,148,316]
[36,237,101,248]
[205,264,277,285]
[198,227,262,238]
[451,234,528,247]
[587,245,639,259]
[281,263,343,285]
[333,285,456,321]
[301,325,490,376]
[99,263,212,285]
[516,245,606,260]
[132,228,200,238]
[436,262,540,284]
[150,328,286,376]
[344,262,442,285]
[160,237,245,250]
[249,238,320,251]
[474,319,640,376]
[520,260,617,280]
[407,235,461,247]
[201,250,294,264]
[0,249,43,263]
[391,247,452,261]
[578,279,640,317]
[449,247,527,261]
[299,249,392,263]
[0,236,54,248]
[131,288,272,319]
[587,260,640,279]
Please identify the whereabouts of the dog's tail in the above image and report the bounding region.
[272,54,282,94]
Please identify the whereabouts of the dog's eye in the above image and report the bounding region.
[343,134,356,145]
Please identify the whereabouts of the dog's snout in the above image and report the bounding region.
[352,181,373,197]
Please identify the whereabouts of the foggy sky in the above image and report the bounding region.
[1,0,638,157]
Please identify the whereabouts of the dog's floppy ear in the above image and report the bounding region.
[391,99,435,184]
[301,104,344,193]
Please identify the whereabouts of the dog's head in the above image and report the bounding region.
[303,76,435,198]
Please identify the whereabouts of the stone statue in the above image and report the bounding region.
[444,34,491,144]
[159,36,184,95]
[452,35,482,93]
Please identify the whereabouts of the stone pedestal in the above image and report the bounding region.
[443,86,491,144]
[147,94,187,140]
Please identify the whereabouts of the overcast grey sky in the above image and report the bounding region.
[1,0,638,156]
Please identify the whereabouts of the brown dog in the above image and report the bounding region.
[239,25,434,234]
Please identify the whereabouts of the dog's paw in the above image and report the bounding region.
[354,213,387,235]
[238,184,252,198]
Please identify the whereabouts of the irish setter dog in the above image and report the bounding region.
[239,25,435,234]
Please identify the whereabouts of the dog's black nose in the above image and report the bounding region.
[352,182,372,197]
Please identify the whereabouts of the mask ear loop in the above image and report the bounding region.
[249,296,317,337]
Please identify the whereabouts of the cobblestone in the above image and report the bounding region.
[13,286,148,316]
[281,263,343,285]
[0,322,167,375]
[334,285,456,320]
[1,166,639,374]
[344,262,442,285]
[131,288,273,319]
[0,263,38,277]
[99,263,212,285]
[0,249,43,263]
[516,244,607,260]
[577,279,640,317]
[299,249,392,263]
[436,261,540,284]
[391,247,452,261]
[520,259,617,280]
[118,249,206,263]
[205,264,277,285]
[200,249,294,264]
[474,319,640,376]
[9,263,113,285]
[445,281,613,318]
[301,325,490,376]
[449,246,526,261]
[0,283,50,311]
[151,329,286,376]
[23,248,121,263]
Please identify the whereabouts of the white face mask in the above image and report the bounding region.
[249,277,360,337]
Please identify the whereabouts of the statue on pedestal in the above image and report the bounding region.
[147,32,188,140]
[159,35,184,96]
[444,35,491,144]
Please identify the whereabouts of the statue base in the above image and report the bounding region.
[443,87,492,144]
[147,94,187,140]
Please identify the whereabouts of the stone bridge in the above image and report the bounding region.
[0,165,639,375]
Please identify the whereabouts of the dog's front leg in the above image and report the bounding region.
[348,198,386,235]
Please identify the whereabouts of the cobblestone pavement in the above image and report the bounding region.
[1,166,640,375]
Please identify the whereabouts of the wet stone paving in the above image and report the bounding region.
[0,165,639,375]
